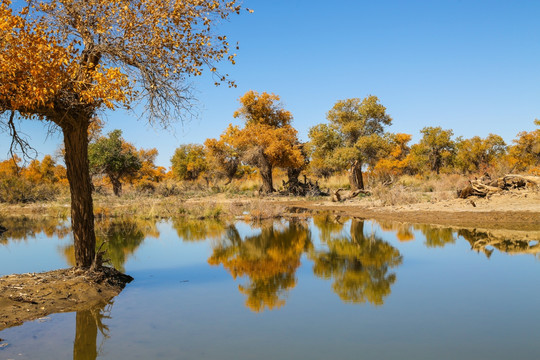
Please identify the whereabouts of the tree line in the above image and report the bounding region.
[2,90,539,200]
[171,91,540,192]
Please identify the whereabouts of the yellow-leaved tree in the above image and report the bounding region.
[0,0,246,268]
[226,90,304,193]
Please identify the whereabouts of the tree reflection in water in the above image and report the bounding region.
[416,225,456,248]
[208,219,312,312]
[0,216,70,245]
[172,218,228,242]
[62,218,158,271]
[73,302,112,360]
[310,216,402,305]
[458,228,540,258]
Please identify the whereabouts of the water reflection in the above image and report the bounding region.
[378,221,415,242]
[172,218,228,242]
[73,302,112,360]
[62,218,158,271]
[208,220,312,312]
[0,216,70,244]
[311,216,403,305]
[458,228,540,258]
[2,215,540,317]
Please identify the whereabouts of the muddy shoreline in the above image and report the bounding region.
[0,267,132,331]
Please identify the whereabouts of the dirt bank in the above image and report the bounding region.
[0,267,132,331]
[268,189,540,230]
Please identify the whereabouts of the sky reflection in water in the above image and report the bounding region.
[1,215,540,359]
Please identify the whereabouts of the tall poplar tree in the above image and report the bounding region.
[0,0,246,267]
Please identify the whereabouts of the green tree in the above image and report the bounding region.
[307,123,343,178]
[170,144,207,181]
[308,96,392,190]
[88,130,141,196]
[1,0,244,267]
[410,127,455,174]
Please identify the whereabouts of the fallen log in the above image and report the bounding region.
[331,188,371,202]
[458,174,539,199]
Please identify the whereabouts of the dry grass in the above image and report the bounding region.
[318,174,350,190]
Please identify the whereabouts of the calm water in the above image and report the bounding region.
[1,215,540,360]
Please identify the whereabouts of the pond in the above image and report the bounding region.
[1,215,540,359]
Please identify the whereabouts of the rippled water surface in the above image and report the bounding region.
[1,215,540,359]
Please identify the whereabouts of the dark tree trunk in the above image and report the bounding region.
[109,174,122,196]
[73,310,98,360]
[287,167,301,187]
[349,160,364,191]
[63,119,96,268]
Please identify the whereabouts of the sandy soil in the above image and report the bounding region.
[0,267,132,331]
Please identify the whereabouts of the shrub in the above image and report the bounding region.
[0,176,59,203]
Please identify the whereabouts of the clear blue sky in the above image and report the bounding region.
[2,0,540,167]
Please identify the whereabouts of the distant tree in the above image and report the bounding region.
[0,155,21,178]
[228,91,304,193]
[133,148,166,183]
[308,96,392,190]
[88,130,141,196]
[372,133,413,182]
[509,119,540,172]
[171,144,207,181]
[307,123,343,178]
[455,134,506,173]
[410,127,455,174]
[24,155,59,183]
[204,130,241,184]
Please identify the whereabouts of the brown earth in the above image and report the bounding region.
[0,267,132,331]
[264,189,540,230]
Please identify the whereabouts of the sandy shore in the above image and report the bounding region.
[277,189,540,230]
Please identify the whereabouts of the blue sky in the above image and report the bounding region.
[2,0,540,167]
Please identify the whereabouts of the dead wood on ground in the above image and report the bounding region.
[458,174,539,199]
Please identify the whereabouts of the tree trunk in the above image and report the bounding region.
[260,163,274,193]
[63,120,96,268]
[349,160,364,191]
[109,174,122,196]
